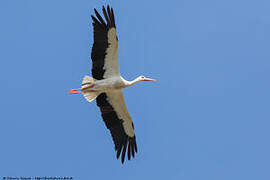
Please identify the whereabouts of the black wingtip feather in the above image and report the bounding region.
[107,5,112,18]
[107,6,112,26]
[94,9,99,19]
[121,141,128,164]
[131,144,135,158]
[102,6,110,27]
[94,8,106,26]
[111,8,116,27]
[116,149,121,159]
[134,139,138,153]
[127,142,131,160]
[91,15,98,23]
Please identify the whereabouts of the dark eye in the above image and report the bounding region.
[141,76,145,79]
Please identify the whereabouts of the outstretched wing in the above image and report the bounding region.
[96,92,138,164]
[91,5,119,80]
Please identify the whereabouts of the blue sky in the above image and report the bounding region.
[0,0,270,179]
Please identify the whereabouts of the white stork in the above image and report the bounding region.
[69,5,156,164]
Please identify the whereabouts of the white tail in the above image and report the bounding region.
[81,76,98,102]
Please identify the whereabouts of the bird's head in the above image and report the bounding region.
[138,75,156,82]
[127,75,156,86]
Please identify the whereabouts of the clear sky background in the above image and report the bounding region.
[0,0,269,179]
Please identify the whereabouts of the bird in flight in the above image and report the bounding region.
[69,5,156,164]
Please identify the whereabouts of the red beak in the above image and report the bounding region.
[143,78,157,81]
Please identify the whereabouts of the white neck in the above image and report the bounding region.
[126,77,141,87]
